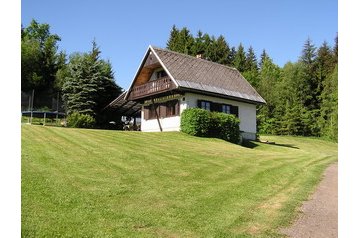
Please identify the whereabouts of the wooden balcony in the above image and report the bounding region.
[129,77,175,100]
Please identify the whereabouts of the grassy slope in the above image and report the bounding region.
[21,125,337,237]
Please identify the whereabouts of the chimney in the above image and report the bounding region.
[196,54,202,59]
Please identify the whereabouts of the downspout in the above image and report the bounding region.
[151,98,162,132]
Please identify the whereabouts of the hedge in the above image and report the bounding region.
[180,108,241,143]
[66,112,96,128]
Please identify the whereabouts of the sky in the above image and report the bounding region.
[21,0,338,90]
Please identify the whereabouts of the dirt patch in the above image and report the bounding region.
[281,163,338,238]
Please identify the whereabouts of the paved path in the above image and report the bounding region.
[281,163,338,238]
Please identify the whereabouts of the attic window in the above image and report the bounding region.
[156,70,168,79]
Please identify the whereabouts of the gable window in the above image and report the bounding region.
[156,70,168,79]
[222,104,231,114]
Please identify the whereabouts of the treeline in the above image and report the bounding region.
[167,26,338,141]
[21,20,123,128]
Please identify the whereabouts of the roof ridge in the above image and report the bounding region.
[150,46,241,73]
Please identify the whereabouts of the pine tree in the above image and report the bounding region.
[245,46,259,71]
[233,43,246,72]
[166,25,180,51]
[191,30,205,55]
[333,35,338,65]
[299,38,318,110]
[242,46,260,88]
[211,35,231,65]
[62,41,122,123]
[316,41,335,105]
[228,47,237,67]
[259,49,269,70]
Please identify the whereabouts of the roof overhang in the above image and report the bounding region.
[179,86,266,105]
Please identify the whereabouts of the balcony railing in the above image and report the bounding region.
[129,77,175,100]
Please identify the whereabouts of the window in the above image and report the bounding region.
[156,70,168,79]
[166,100,179,117]
[200,101,211,111]
[222,104,231,114]
[147,104,158,119]
[143,100,179,120]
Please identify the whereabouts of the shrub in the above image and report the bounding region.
[66,112,95,128]
[210,112,241,143]
[180,108,210,136]
[181,108,241,143]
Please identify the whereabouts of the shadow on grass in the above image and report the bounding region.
[258,141,300,149]
[241,140,260,149]
[240,140,300,150]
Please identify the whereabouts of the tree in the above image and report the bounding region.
[256,57,281,134]
[298,38,318,110]
[61,41,122,126]
[191,30,206,56]
[242,46,260,88]
[167,26,195,55]
[233,43,246,72]
[331,34,338,66]
[21,19,63,92]
[245,46,258,71]
[319,65,338,141]
[259,49,269,70]
[207,35,231,65]
[316,41,335,104]
[166,25,180,51]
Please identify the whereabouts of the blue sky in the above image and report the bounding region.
[21,0,337,89]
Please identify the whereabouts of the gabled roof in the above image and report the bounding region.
[125,45,266,104]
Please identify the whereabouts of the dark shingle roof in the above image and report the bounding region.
[151,46,266,104]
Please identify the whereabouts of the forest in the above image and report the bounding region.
[166,26,338,141]
[21,20,338,141]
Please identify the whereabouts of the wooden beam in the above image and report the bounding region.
[151,98,162,132]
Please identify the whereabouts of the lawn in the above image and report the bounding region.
[21,125,337,237]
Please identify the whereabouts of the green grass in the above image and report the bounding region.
[21,125,337,237]
[21,116,65,126]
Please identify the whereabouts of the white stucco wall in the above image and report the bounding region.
[184,93,257,135]
[140,98,186,132]
[140,92,257,140]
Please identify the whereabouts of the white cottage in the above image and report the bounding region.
[106,46,266,140]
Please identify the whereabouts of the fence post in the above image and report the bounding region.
[30,89,34,124]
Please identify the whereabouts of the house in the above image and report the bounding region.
[106,45,266,140]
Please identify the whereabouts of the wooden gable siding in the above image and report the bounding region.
[134,53,161,87]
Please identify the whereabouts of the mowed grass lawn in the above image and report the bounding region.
[21,125,337,237]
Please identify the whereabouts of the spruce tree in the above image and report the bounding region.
[245,46,259,71]
[166,25,180,51]
[62,41,122,124]
[242,46,260,88]
[211,35,231,65]
[233,43,246,72]
[259,49,269,70]
[299,38,318,110]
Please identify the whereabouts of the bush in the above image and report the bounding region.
[180,108,210,136]
[181,108,241,143]
[66,112,95,128]
[210,112,241,143]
